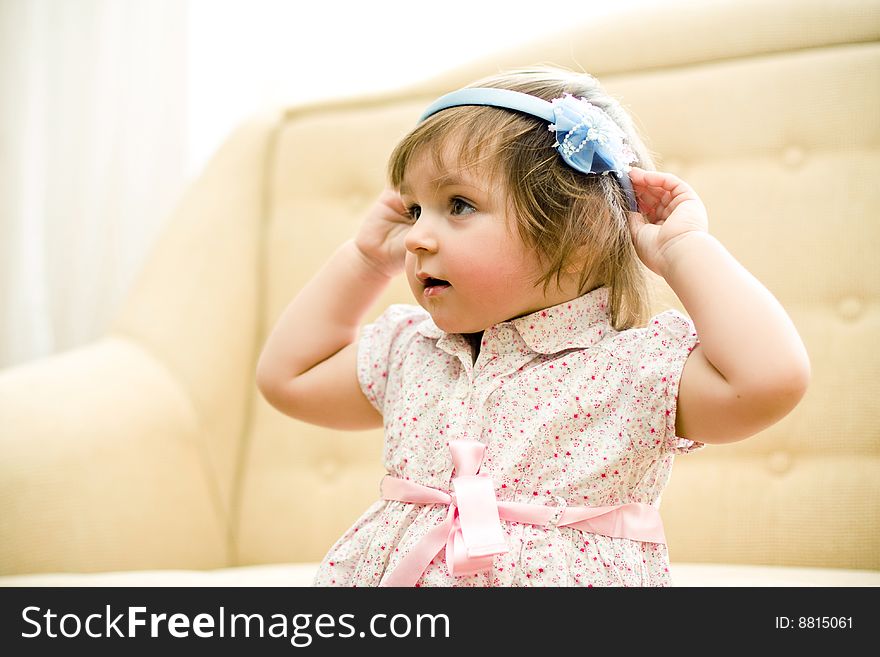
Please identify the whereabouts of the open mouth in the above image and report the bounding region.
[424,277,450,289]
[419,274,451,297]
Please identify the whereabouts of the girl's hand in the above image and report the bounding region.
[627,168,709,278]
[353,187,412,278]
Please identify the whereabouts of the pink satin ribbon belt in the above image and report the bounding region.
[379,439,666,587]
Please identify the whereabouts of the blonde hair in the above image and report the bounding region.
[388,66,656,330]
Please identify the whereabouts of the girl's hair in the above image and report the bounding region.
[388,66,656,330]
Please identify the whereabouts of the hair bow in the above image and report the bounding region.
[548,93,637,176]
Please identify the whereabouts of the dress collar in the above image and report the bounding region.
[416,286,612,357]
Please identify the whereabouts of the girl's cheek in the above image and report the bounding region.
[459,258,493,279]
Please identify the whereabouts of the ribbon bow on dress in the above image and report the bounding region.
[379,440,667,587]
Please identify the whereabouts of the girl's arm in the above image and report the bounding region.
[628,168,811,444]
[662,231,810,443]
[255,188,411,430]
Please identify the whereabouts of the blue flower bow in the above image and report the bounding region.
[548,93,636,175]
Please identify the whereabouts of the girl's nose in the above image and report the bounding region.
[404,215,439,254]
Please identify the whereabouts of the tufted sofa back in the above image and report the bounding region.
[138,0,878,569]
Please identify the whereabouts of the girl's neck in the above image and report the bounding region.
[463,331,483,365]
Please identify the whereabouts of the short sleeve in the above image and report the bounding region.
[356,304,428,416]
[634,309,705,455]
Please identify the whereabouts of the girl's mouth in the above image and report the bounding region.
[423,277,451,297]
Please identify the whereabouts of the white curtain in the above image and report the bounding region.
[0,0,188,368]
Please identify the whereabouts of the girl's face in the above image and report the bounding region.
[400,148,581,334]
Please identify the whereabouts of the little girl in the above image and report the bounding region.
[256,67,810,587]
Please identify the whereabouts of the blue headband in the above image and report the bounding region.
[418,88,638,212]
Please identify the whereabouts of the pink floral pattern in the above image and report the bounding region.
[313,286,704,586]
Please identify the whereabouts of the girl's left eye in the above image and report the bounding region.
[450,198,476,216]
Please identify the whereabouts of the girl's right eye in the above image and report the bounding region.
[404,204,421,221]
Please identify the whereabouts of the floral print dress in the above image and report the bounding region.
[313,286,704,586]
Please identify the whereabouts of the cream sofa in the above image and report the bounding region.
[1,0,878,587]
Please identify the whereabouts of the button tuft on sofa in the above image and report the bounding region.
[767,451,792,476]
[782,145,806,168]
[837,296,863,322]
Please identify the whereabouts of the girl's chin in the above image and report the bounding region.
[410,291,492,333]
[425,313,484,335]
